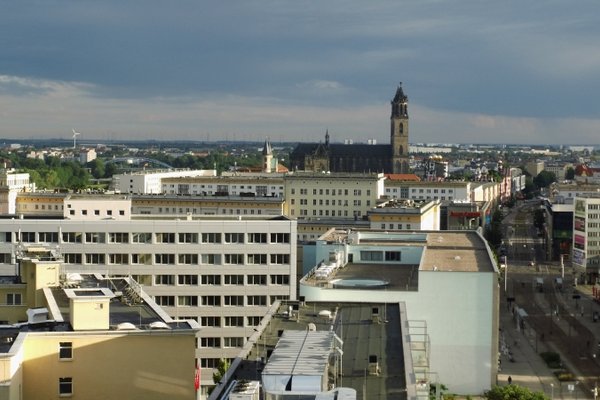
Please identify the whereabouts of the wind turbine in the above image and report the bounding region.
[72,129,81,149]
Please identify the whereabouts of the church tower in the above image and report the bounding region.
[391,83,410,173]
[262,138,273,173]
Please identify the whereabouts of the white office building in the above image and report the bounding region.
[0,207,297,374]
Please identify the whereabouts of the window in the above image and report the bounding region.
[247,254,267,265]
[224,233,244,243]
[224,316,244,327]
[247,233,267,243]
[201,296,221,306]
[247,316,262,326]
[85,232,105,244]
[201,316,221,327]
[247,274,267,285]
[270,254,290,264]
[6,293,22,305]
[178,296,198,306]
[108,232,129,243]
[385,251,402,261]
[200,337,221,348]
[131,254,152,265]
[132,232,152,243]
[178,275,198,285]
[224,295,244,306]
[63,253,82,264]
[155,254,175,264]
[59,377,73,396]
[223,337,244,348]
[201,254,220,264]
[155,296,175,306]
[201,275,221,285]
[156,233,175,243]
[361,251,383,261]
[85,253,105,264]
[270,233,290,243]
[224,254,244,265]
[270,275,290,285]
[155,275,175,285]
[224,274,244,285]
[247,295,267,306]
[59,342,73,360]
[178,254,198,264]
[21,232,36,242]
[39,232,58,243]
[178,233,198,243]
[201,233,221,243]
[109,254,128,264]
[201,358,222,368]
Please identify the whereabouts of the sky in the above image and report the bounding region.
[1,1,600,145]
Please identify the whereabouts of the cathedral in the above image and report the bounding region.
[289,83,410,174]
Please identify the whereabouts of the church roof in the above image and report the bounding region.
[385,173,421,182]
[328,143,391,157]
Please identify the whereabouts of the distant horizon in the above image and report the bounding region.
[0,137,597,149]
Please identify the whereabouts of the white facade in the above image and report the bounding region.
[471,182,500,203]
[0,214,297,370]
[79,148,97,164]
[112,169,216,194]
[299,230,498,395]
[573,195,600,279]
[0,170,35,215]
[384,181,471,202]
[162,173,285,197]
[64,195,132,220]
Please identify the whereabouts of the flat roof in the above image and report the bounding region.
[223,301,406,400]
[48,274,196,332]
[422,231,494,272]
[318,230,495,273]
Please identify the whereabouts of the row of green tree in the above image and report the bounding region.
[2,153,91,190]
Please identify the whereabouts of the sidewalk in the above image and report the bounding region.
[498,299,588,399]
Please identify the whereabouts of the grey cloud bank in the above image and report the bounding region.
[1,1,599,144]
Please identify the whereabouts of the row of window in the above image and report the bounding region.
[200,337,245,348]
[10,231,290,245]
[291,188,371,196]
[155,274,290,286]
[67,208,125,217]
[379,223,412,230]
[293,209,362,217]
[194,314,277,328]
[155,294,280,307]
[154,207,267,215]
[291,198,371,207]
[59,252,290,265]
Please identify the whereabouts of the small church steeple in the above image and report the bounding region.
[325,129,330,146]
[262,138,273,173]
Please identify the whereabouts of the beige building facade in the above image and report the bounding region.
[1,250,199,400]
[284,172,385,220]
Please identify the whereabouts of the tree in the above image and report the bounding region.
[88,159,105,179]
[484,384,548,400]
[533,171,556,189]
[212,358,230,385]
[208,358,231,395]
[565,167,575,180]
